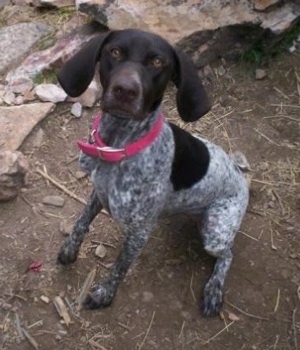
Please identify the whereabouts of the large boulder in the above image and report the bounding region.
[0,22,52,75]
[0,103,54,151]
[76,0,300,66]
[76,0,299,41]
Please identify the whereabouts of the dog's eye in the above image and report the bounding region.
[150,57,163,68]
[110,48,122,59]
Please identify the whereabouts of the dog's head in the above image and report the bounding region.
[57,29,210,121]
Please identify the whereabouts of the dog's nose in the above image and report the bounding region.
[112,78,139,102]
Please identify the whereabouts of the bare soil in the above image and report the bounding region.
[1,46,300,349]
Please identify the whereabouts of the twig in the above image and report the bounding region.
[137,311,156,350]
[204,321,235,344]
[88,339,109,350]
[190,270,197,302]
[76,268,96,309]
[254,128,279,146]
[36,168,87,205]
[270,228,277,251]
[22,327,39,350]
[178,320,185,338]
[273,334,280,349]
[271,104,300,109]
[118,322,131,331]
[53,296,71,326]
[91,240,116,249]
[225,299,269,321]
[65,155,79,165]
[292,308,298,350]
[239,230,259,241]
[273,86,290,100]
[15,313,24,340]
[274,289,280,313]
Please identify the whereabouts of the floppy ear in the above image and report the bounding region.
[57,32,112,97]
[173,49,211,122]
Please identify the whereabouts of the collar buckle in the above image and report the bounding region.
[96,146,126,160]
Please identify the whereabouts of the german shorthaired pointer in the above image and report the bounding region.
[57,29,249,316]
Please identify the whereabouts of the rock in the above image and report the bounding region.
[9,79,34,94]
[42,195,65,207]
[67,78,103,107]
[217,65,226,77]
[3,91,15,105]
[31,128,45,148]
[95,244,107,259]
[0,150,28,201]
[32,0,74,7]
[35,84,67,103]
[5,22,102,85]
[0,103,55,152]
[71,102,82,118]
[77,1,300,43]
[0,22,52,75]
[253,0,281,11]
[40,295,50,304]
[59,221,73,236]
[0,0,10,8]
[14,96,25,105]
[255,68,267,80]
[77,0,300,67]
[142,291,154,303]
[74,170,87,180]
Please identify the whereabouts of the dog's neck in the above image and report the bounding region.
[99,110,162,149]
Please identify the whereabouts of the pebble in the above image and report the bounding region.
[40,295,50,304]
[9,79,34,94]
[3,91,15,105]
[71,102,82,118]
[14,95,24,105]
[59,221,73,236]
[75,170,87,180]
[42,195,65,207]
[35,83,67,103]
[142,291,154,303]
[218,65,226,76]
[95,244,107,259]
[255,68,267,80]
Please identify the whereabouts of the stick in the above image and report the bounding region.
[190,270,197,302]
[15,313,24,340]
[76,268,96,309]
[204,321,235,344]
[274,289,280,313]
[22,328,39,350]
[225,300,269,321]
[36,168,87,205]
[178,320,185,338]
[88,339,109,350]
[292,308,298,350]
[137,311,156,350]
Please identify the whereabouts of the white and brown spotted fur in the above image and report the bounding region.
[57,29,249,316]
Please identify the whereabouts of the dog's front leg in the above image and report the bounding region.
[57,190,103,265]
[84,226,152,309]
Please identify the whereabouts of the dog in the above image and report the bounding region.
[56,28,249,316]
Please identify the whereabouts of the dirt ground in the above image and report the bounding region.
[1,28,300,350]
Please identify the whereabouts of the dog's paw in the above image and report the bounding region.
[57,238,80,265]
[202,279,224,316]
[83,283,115,310]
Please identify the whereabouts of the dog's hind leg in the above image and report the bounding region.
[199,199,245,316]
[57,190,103,265]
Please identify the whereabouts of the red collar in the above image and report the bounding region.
[77,113,164,162]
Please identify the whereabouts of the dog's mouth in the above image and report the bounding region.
[101,95,145,120]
